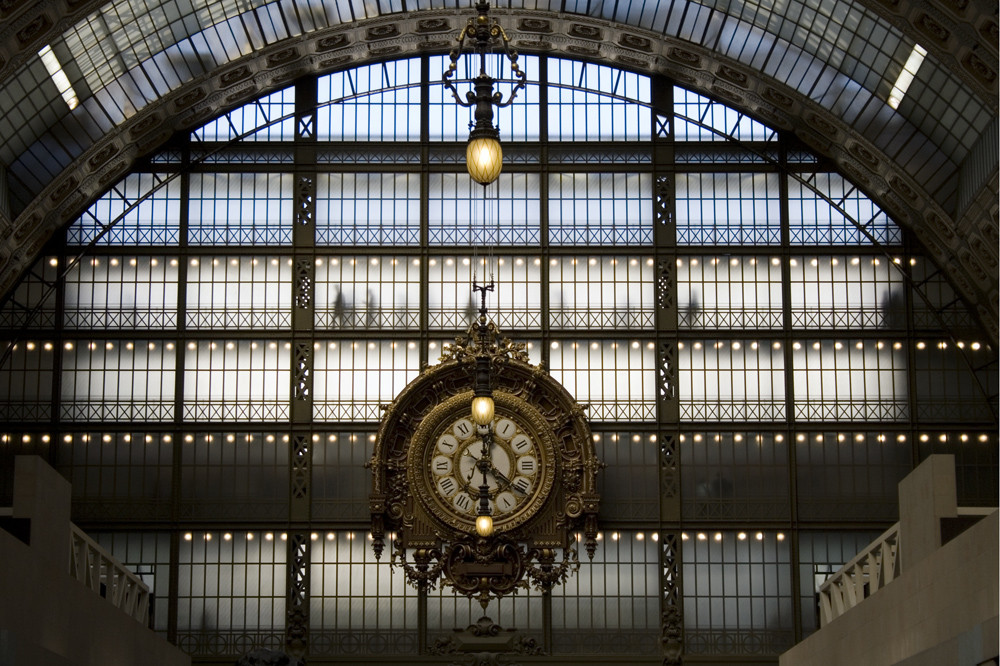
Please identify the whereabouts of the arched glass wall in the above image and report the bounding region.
[0,55,996,663]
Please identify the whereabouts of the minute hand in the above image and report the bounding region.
[488,464,525,494]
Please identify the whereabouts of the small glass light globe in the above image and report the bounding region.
[466,136,503,185]
[471,396,495,426]
[475,514,494,537]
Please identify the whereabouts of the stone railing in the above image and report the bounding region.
[818,522,900,627]
[69,523,150,625]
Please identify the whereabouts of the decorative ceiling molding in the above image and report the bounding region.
[0,0,996,107]
[0,8,996,341]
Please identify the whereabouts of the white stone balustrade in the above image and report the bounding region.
[817,522,900,627]
[69,522,150,625]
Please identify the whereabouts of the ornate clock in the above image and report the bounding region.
[369,305,601,607]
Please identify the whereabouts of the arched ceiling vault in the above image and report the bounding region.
[0,1,997,342]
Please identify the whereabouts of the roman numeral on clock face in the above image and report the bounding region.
[453,419,472,437]
[437,476,458,497]
[452,492,473,512]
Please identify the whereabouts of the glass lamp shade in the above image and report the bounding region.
[475,514,494,537]
[466,136,503,185]
[470,396,495,425]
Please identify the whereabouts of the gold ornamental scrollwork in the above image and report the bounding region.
[369,318,600,606]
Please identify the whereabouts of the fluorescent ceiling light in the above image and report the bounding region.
[887,44,927,110]
[38,44,79,110]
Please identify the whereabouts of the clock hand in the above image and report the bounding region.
[487,463,526,495]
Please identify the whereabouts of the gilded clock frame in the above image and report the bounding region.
[369,326,601,560]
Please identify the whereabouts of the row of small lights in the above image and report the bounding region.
[14,339,984,354]
[573,531,786,542]
[5,432,989,445]
[677,433,991,444]
[42,433,378,444]
[182,531,383,542]
[62,258,657,269]
[551,341,656,350]
[677,257,916,267]
[52,257,919,270]
[684,532,785,542]
[179,530,787,544]
[677,341,984,351]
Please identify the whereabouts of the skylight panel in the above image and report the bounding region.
[887,44,927,110]
[38,44,79,110]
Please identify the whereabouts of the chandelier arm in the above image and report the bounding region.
[442,23,478,109]
[489,24,527,108]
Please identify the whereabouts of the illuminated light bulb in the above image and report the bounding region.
[777,533,785,541]
[466,136,503,185]
[714,532,722,541]
[184,533,192,541]
[204,533,212,541]
[247,533,254,540]
[265,533,274,541]
[311,533,319,541]
[223,533,232,541]
[697,532,706,541]
[737,532,747,540]
[475,514,494,537]
[327,532,335,540]
[471,396,495,426]
[755,532,764,541]
[612,532,620,541]
[636,533,644,541]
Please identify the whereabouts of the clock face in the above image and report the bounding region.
[409,391,556,533]
[429,415,542,520]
